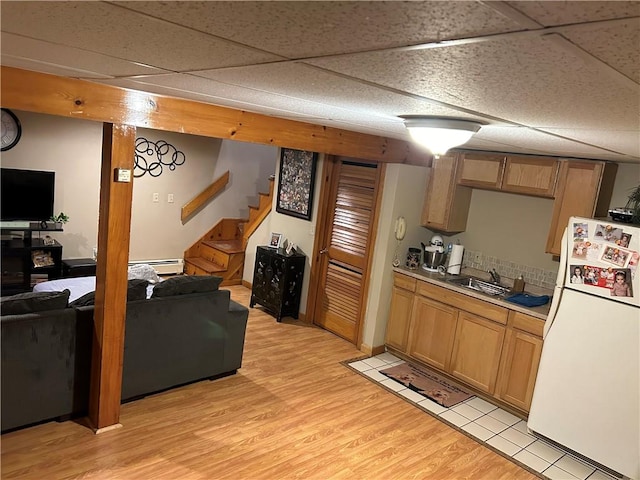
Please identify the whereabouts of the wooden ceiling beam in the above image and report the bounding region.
[0,66,427,164]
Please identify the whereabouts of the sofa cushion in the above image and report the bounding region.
[151,275,222,298]
[69,279,150,307]
[1,289,71,315]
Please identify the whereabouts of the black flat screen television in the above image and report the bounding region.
[1,168,55,221]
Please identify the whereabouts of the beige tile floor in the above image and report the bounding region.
[347,353,620,480]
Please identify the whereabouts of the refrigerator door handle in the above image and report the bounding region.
[543,226,568,338]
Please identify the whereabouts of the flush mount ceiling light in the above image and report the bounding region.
[400,116,485,157]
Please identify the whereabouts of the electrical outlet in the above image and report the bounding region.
[309,225,316,235]
[92,247,98,261]
[167,193,174,203]
[153,193,159,203]
[473,252,482,263]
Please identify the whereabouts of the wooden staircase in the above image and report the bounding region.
[183,177,274,286]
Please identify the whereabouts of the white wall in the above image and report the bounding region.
[1,111,102,257]
[609,163,640,208]
[1,110,278,261]
[246,150,325,314]
[438,189,558,272]
[361,163,428,350]
[129,129,277,260]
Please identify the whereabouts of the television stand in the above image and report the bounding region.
[1,224,64,295]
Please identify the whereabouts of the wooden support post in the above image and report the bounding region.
[87,123,136,432]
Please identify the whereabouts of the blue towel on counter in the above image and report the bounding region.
[505,293,550,307]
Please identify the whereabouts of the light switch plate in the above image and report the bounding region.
[114,168,131,183]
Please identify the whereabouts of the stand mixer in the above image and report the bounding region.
[421,235,447,272]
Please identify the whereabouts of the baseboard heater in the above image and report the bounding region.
[128,258,184,275]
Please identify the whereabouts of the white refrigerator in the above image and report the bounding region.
[528,216,639,479]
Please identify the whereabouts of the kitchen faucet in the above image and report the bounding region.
[489,268,501,284]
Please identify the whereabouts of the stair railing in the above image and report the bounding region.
[181,170,230,222]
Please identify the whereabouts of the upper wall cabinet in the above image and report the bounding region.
[456,152,505,189]
[421,153,472,233]
[502,156,559,197]
[422,150,617,249]
[457,152,559,197]
[546,160,618,255]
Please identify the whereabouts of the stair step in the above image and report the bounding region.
[201,239,244,254]
[184,257,226,273]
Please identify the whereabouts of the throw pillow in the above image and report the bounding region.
[70,290,96,307]
[70,279,150,307]
[151,275,222,298]
[127,278,149,301]
[1,289,71,315]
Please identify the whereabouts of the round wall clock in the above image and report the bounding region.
[1,108,22,151]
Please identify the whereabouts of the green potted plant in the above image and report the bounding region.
[50,212,70,229]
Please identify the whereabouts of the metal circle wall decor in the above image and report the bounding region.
[134,137,186,177]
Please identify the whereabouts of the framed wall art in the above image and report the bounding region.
[276,148,318,221]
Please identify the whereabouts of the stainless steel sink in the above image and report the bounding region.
[446,276,511,297]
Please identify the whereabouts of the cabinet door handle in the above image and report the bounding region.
[319,248,328,255]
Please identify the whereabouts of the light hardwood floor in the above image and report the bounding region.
[1,286,538,479]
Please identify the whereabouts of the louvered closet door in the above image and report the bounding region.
[314,160,381,344]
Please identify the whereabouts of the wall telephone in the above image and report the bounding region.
[394,216,407,241]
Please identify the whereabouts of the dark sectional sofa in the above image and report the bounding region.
[1,275,249,432]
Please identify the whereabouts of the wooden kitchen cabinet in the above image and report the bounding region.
[407,296,458,371]
[450,311,505,394]
[385,273,417,352]
[496,311,544,411]
[457,152,559,197]
[502,155,558,197]
[497,330,542,411]
[456,152,505,189]
[546,160,617,255]
[421,153,472,233]
[384,271,544,413]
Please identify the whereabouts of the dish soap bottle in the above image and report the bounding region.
[513,275,525,293]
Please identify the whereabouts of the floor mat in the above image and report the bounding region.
[380,361,473,408]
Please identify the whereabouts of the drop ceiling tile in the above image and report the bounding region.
[307,34,639,131]
[1,56,112,80]
[1,33,168,78]
[561,19,640,83]
[0,1,282,71]
[506,1,640,26]
[468,125,637,161]
[193,62,483,120]
[115,1,524,58]
[541,127,640,159]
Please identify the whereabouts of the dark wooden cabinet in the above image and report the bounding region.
[250,245,305,322]
[1,224,63,295]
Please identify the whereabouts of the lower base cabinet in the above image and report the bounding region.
[385,273,544,415]
[496,312,544,411]
[408,296,458,372]
[450,311,505,394]
[385,273,416,351]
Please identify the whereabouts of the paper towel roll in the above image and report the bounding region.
[447,244,464,275]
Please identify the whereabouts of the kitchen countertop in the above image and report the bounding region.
[392,265,552,321]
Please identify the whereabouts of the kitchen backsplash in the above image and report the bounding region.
[463,249,558,290]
